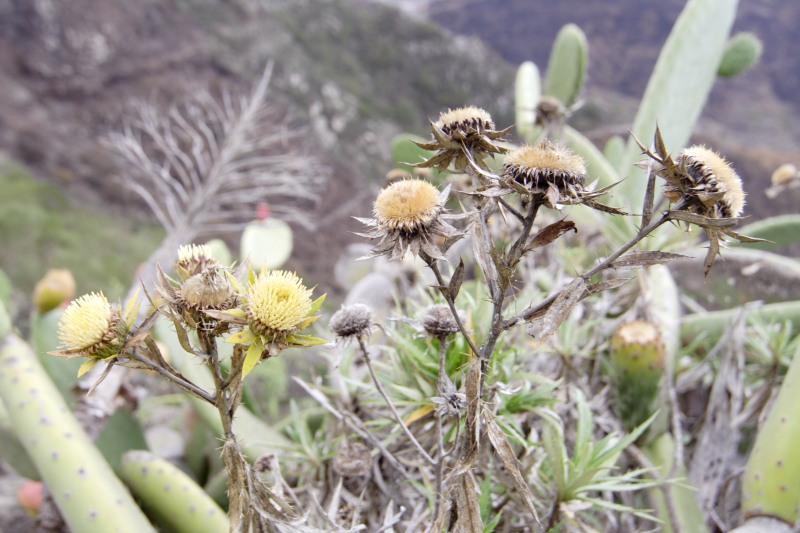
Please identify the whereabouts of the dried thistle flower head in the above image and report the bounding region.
[356,179,465,261]
[498,141,621,213]
[414,106,509,172]
[771,163,798,186]
[503,141,586,191]
[329,303,373,340]
[55,292,125,358]
[246,270,314,335]
[671,146,746,218]
[535,95,568,129]
[422,304,463,339]
[640,129,760,275]
[176,243,218,279]
[180,269,235,310]
[374,179,441,233]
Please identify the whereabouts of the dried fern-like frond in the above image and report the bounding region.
[103,62,327,290]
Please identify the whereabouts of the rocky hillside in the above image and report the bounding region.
[0,0,514,286]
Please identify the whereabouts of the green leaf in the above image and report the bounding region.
[309,293,327,315]
[226,330,256,345]
[621,0,739,204]
[284,334,327,347]
[77,358,100,377]
[242,341,263,378]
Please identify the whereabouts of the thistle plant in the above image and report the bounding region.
[48,244,326,533]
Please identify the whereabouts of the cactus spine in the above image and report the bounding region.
[718,32,763,78]
[609,321,666,432]
[543,23,588,108]
[740,343,800,525]
[0,335,155,533]
[120,450,230,533]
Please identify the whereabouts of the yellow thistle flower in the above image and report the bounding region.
[220,268,326,378]
[58,292,114,351]
[246,270,313,334]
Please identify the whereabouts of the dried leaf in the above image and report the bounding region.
[610,251,687,269]
[448,259,466,301]
[527,278,586,342]
[471,216,501,300]
[457,357,483,469]
[585,278,632,295]
[524,220,577,252]
[453,473,483,533]
[485,411,540,523]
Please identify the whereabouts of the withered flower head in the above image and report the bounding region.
[415,106,509,173]
[175,243,218,279]
[330,303,373,341]
[54,292,128,360]
[641,130,759,275]
[159,263,236,333]
[668,146,746,218]
[503,141,586,191]
[493,141,624,213]
[535,95,569,129]
[422,304,464,339]
[356,179,466,262]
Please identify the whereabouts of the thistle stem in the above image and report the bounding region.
[357,337,435,466]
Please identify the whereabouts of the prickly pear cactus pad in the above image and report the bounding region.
[0,335,155,533]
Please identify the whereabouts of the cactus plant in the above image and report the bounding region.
[682,301,800,346]
[514,61,541,143]
[609,321,666,432]
[543,23,588,108]
[620,0,739,203]
[734,214,800,250]
[718,32,763,78]
[740,342,800,526]
[120,450,230,533]
[0,334,155,533]
[240,217,293,270]
[32,269,76,314]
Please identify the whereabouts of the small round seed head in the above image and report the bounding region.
[373,179,442,233]
[502,142,586,191]
[246,270,313,335]
[58,293,117,352]
[677,146,746,218]
[176,244,218,277]
[179,269,234,310]
[435,106,495,136]
[535,95,568,127]
[329,303,373,339]
[422,304,463,338]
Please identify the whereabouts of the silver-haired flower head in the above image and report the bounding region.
[432,377,467,418]
[329,303,373,341]
[422,304,464,339]
[356,179,466,262]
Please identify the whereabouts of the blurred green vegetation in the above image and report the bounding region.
[0,161,163,300]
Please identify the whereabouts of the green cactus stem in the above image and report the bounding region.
[609,321,666,432]
[734,214,800,251]
[0,334,155,533]
[120,450,230,533]
[718,32,763,78]
[682,302,800,346]
[514,61,541,143]
[740,342,800,525]
[543,23,588,108]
